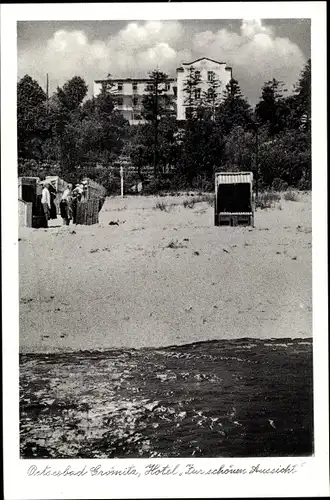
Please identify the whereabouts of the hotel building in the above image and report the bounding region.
[93,58,232,124]
[176,57,232,120]
[93,77,176,125]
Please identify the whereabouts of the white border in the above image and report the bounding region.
[1,3,328,499]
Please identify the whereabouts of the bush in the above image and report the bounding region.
[256,191,281,210]
[272,178,289,192]
[154,201,168,211]
[257,129,311,189]
[194,194,215,205]
[95,170,120,196]
[143,180,158,195]
[207,194,216,206]
[143,177,172,195]
[190,175,214,193]
[283,190,299,201]
[297,177,311,190]
[182,193,215,209]
[183,199,195,209]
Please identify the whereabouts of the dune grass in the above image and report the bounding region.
[283,191,299,202]
[182,194,215,209]
[256,192,281,210]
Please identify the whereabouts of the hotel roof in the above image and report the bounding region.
[176,57,231,72]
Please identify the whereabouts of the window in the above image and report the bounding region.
[195,70,201,79]
[117,98,123,106]
[132,81,138,91]
[173,86,177,98]
[195,88,201,100]
[132,96,138,106]
[207,71,215,81]
[117,82,123,91]
[164,82,170,91]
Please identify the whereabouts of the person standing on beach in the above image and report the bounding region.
[60,184,73,226]
[41,182,51,228]
[71,184,83,224]
[48,183,58,220]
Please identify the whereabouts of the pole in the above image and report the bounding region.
[153,74,158,177]
[132,95,135,123]
[46,73,49,100]
[120,166,124,198]
[255,127,259,201]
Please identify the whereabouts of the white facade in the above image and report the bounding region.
[176,57,232,120]
[93,78,176,125]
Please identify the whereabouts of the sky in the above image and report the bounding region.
[17,19,311,106]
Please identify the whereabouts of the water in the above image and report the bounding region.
[20,338,313,458]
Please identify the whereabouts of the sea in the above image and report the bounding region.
[20,338,313,458]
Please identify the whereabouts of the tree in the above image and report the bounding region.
[285,59,311,131]
[182,66,202,119]
[155,115,178,173]
[17,74,46,108]
[17,75,49,159]
[180,111,227,187]
[141,70,172,176]
[95,76,118,118]
[81,77,116,122]
[46,77,88,176]
[202,73,222,120]
[294,59,311,119]
[217,78,253,134]
[79,94,129,170]
[258,128,311,188]
[142,70,172,120]
[255,78,289,135]
[127,115,178,183]
[56,76,88,111]
[222,126,254,171]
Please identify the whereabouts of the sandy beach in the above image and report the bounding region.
[19,192,312,353]
[19,192,313,459]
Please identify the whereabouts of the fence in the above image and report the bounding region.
[75,199,100,225]
[18,200,33,227]
[82,178,107,200]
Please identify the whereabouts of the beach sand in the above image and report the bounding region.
[19,192,312,353]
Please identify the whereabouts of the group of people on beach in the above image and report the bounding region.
[41,182,86,228]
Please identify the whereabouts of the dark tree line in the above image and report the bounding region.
[17,74,129,185]
[18,59,311,194]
